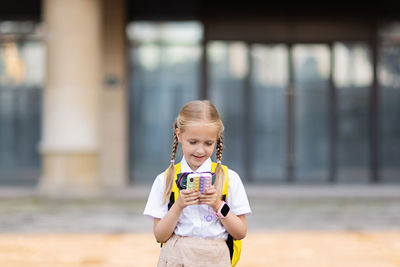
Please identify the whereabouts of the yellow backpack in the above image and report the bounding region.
[163,162,242,266]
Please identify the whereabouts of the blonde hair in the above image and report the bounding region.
[163,100,225,204]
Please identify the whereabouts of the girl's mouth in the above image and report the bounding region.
[192,155,205,160]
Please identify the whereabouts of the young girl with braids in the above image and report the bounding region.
[144,100,251,267]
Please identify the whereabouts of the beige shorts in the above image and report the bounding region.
[158,234,231,267]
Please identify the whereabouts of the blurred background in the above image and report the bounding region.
[0,0,400,189]
[0,0,400,266]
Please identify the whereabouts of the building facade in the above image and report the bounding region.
[0,0,399,194]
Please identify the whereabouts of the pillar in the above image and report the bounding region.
[39,0,102,195]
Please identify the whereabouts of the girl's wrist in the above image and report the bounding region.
[213,200,223,212]
[173,201,185,212]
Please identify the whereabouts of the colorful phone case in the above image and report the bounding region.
[187,173,212,193]
[199,173,212,193]
[187,174,197,190]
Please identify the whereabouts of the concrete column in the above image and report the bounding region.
[100,0,128,189]
[39,0,102,195]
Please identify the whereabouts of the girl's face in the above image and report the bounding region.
[176,123,219,171]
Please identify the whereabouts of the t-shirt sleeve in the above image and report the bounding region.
[227,169,252,216]
[143,172,169,219]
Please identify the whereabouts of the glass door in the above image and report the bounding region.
[250,44,288,182]
[292,44,331,182]
[334,43,372,183]
[208,42,333,182]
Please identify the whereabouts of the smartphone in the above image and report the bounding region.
[187,173,212,193]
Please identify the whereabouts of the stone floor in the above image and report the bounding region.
[0,184,399,266]
[0,184,399,233]
[1,231,400,267]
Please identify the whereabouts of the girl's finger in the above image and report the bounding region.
[186,194,199,201]
[204,188,216,195]
[192,193,200,198]
[181,189,194,195]
[199,195,209,201]
[186,195,199,202]
[186,197,199,203]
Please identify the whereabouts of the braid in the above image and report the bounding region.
[163,125,179,204]
[216,136,223,162]
[171,132,178,161]
[214,136,225,196]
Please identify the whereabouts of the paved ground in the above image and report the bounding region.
[0,184,399,266]
[1,184,399,233]
[1,231,400,267]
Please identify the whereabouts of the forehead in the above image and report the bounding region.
[182,123,219,139]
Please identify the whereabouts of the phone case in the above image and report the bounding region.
[187,174,198,190]
[187,173,212,193]
[199,173,212,193]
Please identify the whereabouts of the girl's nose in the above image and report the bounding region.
[196,145,205,154]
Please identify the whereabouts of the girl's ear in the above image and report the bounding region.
[175,128,182,142]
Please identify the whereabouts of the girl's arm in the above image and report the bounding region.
[199,186,247,240]
[153,189,199,243]
[218,213,247,240]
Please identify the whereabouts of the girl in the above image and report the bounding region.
[144,100,251,267]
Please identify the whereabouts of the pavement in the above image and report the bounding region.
[0,184,399,266]
[0,184,399,233]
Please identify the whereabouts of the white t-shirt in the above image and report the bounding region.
[143,157,252,239]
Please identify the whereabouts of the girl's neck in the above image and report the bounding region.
[184,156,210,172]
[188,165,199,172]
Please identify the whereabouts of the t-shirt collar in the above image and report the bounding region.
[180,156,212,173]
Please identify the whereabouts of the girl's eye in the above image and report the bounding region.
[189,141,197,145]
[206,142,213,146]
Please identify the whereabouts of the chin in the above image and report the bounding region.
[196,158,207,164]
[189,159,205,169]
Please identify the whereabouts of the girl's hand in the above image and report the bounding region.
[199,185,222,211]
[176,189,200,209]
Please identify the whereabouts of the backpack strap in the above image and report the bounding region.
[161,163,181,247]
[166,162,181,210]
